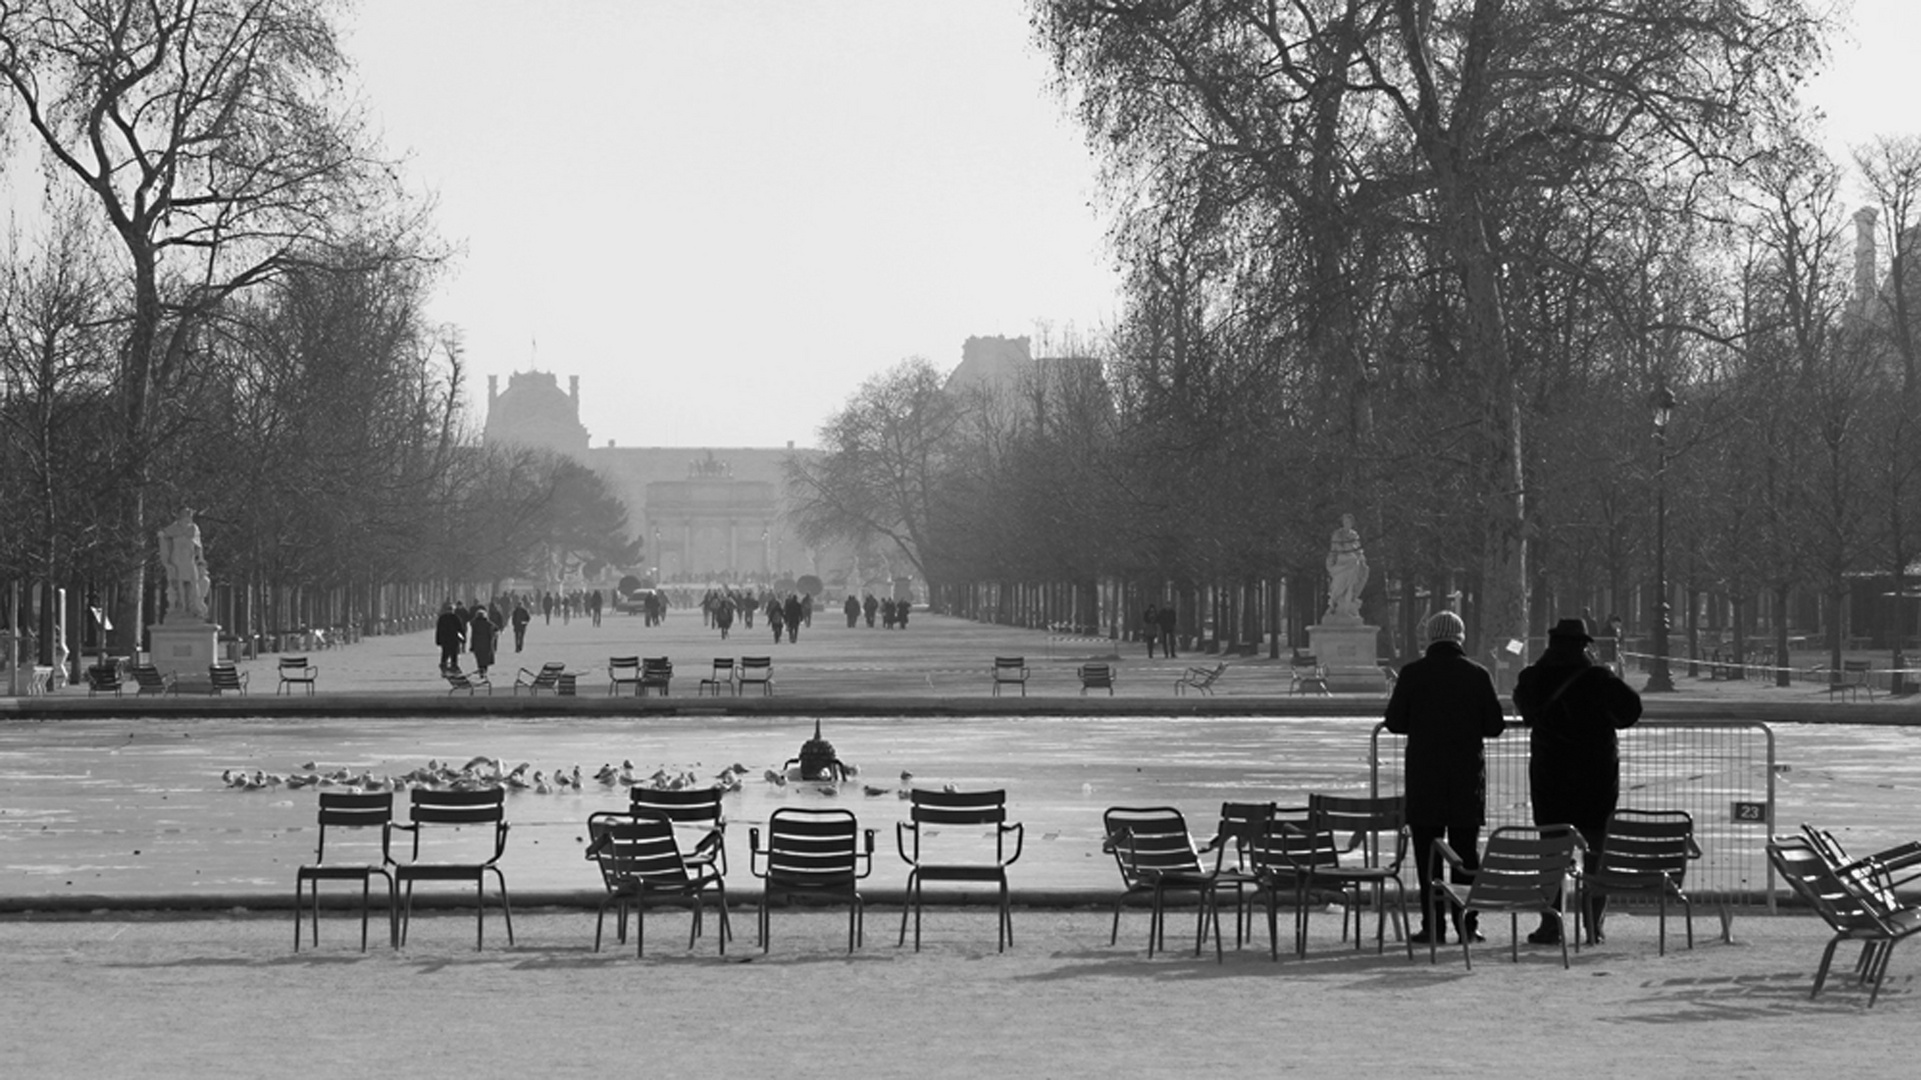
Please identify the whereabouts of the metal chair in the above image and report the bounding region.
[992,657,1029,696]
[513,661,566,695]
[699,658,737,696]
[608,655,642,695]
[392,787,513,949]
[750,807,874,952]
[1429,825,1586,969]
[1583,808,1701,954]
[294,791,396,952]
[1768,834,1921,1007]
[1103,806,1222,961]
[276,655,318,695]
[1297,793,1414,959]
[737,656,775,696]
[586,811,727,956]
[896,789,1024,951]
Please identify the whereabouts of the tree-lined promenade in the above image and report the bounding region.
[6,1,1920,709]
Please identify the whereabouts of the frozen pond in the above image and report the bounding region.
[2,714,1916,903]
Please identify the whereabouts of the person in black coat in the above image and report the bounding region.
[1514,617,1643,944]
[434,602,463,672]
[782,593,802,643]
[844,595,860,628]
[468,608,498,677]
[1383,610,1507,944]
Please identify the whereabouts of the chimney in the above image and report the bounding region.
[569,375,580,407]
[487,374,498,408]
[1854,206,1879,319]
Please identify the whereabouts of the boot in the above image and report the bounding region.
[1583,893,1608,945]
[1409,922,1447,946]
[1525,915,1562,945]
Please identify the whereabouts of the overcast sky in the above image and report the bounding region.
[340,0,1919,451]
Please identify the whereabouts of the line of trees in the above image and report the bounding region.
[0,1,636,668]
[787,2,1921,680]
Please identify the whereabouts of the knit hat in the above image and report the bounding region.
[1427,611,1465,643]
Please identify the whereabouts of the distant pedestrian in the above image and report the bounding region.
[767,596,785,643]
[716,596,734,640]
[863,592,878,628]
[783,593,803,643]
[1156,604,1178,658]
[802,593,813,628]
[435,602,463,672]
[468,608,498,677]
[896,599,909,628]
[542,592,554,625]
[881,597,896,629]
[1142,604,1160,658]
[511,600,530,653]
[589,588,603,627]
[844,595,860,628]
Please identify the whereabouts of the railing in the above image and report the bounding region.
[1371,720,1777,907]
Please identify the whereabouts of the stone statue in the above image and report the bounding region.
[1324,513,1369,622]
[158,507,211,623]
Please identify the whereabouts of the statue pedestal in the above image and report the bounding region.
[1307,619,1388,693]
[150,620,219,692]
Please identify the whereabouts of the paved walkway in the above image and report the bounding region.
[7,609,1916,718]
[2,908,1914,1074]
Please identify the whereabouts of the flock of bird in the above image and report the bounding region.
[217,757,930,799]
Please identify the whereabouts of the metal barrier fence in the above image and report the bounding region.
[1370,720,1777,908]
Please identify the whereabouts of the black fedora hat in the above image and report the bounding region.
[1548,617,1593,643]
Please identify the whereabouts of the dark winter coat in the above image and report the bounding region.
[1383,640,1507,828]
[468,613,497,670]
[1514,646,1642,835]
[435,611,463,650]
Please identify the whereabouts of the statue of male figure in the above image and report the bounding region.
[158,507,211,622]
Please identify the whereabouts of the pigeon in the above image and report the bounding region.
[816,785,839,797]
[532,771,553,795]
[899,770,914,783]
[595,763,618,786]
[570,764,583,789]
[862,784,891,797]
[764,770,786,787]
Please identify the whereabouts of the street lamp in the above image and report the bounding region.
[1646,383,1678,693]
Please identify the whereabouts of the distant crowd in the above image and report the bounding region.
[695,587,912,643]
[432,588,610,677]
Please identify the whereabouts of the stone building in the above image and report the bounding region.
[482,371,827,584]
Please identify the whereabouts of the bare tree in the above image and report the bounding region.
[0,0,411,651]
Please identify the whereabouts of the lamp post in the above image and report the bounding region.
[1646,384,1678,693]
